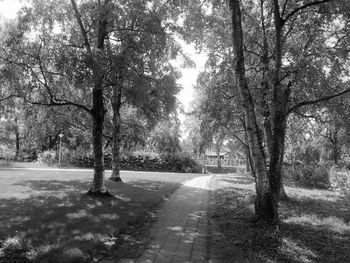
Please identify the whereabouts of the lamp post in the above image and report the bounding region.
[58,134,63,168]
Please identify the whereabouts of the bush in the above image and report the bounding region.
[70,151,200,173]
[0,145,16,161]
[159,153,200,173]
[284,163,330,189]
[329,167,350,193]
[301,164,330,189]
[37,150,57,164]
[336,160,350,170]
[70,150,94,168]
[17,151,37,162]
[295,145,321,164]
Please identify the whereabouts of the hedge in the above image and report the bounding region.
[71,153,200,173]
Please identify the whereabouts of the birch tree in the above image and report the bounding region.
[0,0,180,195]
[179,0,350,222]
[227,0,350,222]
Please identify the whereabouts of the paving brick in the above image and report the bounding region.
[136,175,212,263]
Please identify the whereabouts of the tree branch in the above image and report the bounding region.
[281,0,290,18]
[0,94,22,102]
[320,133,334,144]
[70,0,93,56]
[288,87,350,114]
[1,54,92,113]
[224,124,247,147]
[37,48,56,103]
[217,88,236,100]
[282,0,333,25]
[293,111,319,119]
[23,96,92,114]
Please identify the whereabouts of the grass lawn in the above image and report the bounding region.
[208,173,350,263]
[0,168,200,262]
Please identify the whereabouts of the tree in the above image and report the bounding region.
[227,0,350,222]
[147,115,182,154]
[87,0,181,182]
[180,0,350,222]
[0,0,181,194]
[190,49,246,165]
[0,98,23,160]
[0,0,112,194]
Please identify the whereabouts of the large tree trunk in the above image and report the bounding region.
[279,171,288,200]
[276,124,289,201]
[15,117,20,161]
[267,0,290,211]
[88,86,108,195]
[244,130,253,174]
[228,0,275,223]
[334,144,340,166]
[110,85,122,182]
[333,125,340,165]
[71,0,111,195]
[245,146,251,172]
[216,143,222,169]
[259,0,273,156]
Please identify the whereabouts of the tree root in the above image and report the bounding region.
[109,176,123,182]
[86,189,113,197]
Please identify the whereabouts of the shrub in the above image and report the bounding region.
[70,150,200,173]
[302,164,330,189]
[70,150,94,168]
[329,167,350,193]
[17,151,37,162]
[37,150,57,164]
[159,153,200,173]
[284,163,330,189]
[0,145,16,161]
[336,160,350,170]
[295,145,321,164]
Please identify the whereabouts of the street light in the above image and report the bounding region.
[58,134,63,168]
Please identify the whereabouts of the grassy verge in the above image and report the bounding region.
[208,173,350,263]
[0,178,179,262]
[0,160,76,169]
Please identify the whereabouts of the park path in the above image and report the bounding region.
[135,175,213,263]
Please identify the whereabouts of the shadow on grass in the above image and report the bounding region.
[208,174,350,263]
[206,166,238,174]
[279,194,350,263]
[0,179,180,262]
[221,175,255,185]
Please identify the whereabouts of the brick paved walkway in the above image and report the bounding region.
[136,175,212,263]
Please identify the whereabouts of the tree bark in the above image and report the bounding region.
[279,170,288,200]
[216,142,222,169]
[228,0,275,223]
[14,117,20,160]
[87,84,108,195]
[259,0,273,157]
[244,130,253,174]
[110,85,122,182]
[267,0,292,212]
[71,0,111,195]
[333,125,340,165]
[245,146,251,172]
[15,130,20,160]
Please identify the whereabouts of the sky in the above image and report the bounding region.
[0,0,22,19]
[0,0,207,124]
[172,41,207,112]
